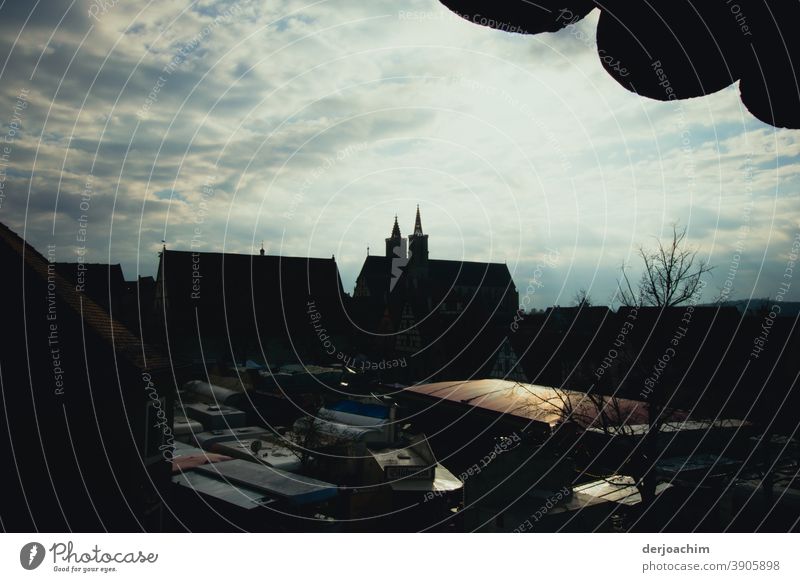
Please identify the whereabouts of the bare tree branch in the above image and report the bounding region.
[617,223,713,308]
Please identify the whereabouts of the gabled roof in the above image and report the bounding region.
[0,221,169,372]
[159,249,344,300]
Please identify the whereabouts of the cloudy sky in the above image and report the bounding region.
[1,0,798,308]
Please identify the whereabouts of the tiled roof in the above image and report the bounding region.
[0,221,169,372]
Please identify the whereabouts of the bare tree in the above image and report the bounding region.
[573,288,593,308]
[287,409,358,475]
[536,383,686,510]
[618,224,713,308]
[514,351,693,516]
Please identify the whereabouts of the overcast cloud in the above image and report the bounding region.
[1,0,798,307]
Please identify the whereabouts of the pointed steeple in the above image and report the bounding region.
[408,205,429,269]
[391,215,401,238]
[413,205,423,236]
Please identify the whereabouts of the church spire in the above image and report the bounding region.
[408,205,429,267]
[391,215,401,238]
[413,205,423,236]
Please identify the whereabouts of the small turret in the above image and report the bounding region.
[385,215,405,258]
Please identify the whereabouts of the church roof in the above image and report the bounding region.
[429,259,513,288]
[356,255,514,291]
[357,255,393,281]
